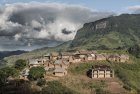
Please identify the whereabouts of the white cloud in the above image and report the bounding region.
[126,5,140,10]
[0,2,114,51]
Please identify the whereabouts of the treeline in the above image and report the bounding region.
[128,44,140,58]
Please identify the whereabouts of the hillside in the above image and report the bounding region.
[0,50,27,59]
[70,14,140,50]
[4,14,140,65]
[4,41,72,66]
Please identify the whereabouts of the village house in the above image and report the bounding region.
[51,52,60,60]
[107,54,120,62]
[60,52,73,61]
[53,59,70,69]
[44,61,55,70]
[71,55,81,63]
[28,58,44,68]
[119,54,129,63]
[19,68,29,80]
[53,59,63,68]
[75,50,97,61]
[62,60,70,69]
[95,54,106,61]
[43,53,51,61]
[53,67,67,77]
[88,65,114,79]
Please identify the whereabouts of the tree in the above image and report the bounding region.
[0,70,7,85]
[128,44,140,58]
[15,59,27,70]
[37,79,46,86]
[1,67,19,77]
[0,67,19,85]
[28,67,46,80]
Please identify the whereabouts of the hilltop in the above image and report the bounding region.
[71,14,140,50]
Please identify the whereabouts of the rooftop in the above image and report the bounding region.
[54,67,65,73]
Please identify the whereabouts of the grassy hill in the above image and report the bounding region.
[70,14,140,50]
[4,41,72,66]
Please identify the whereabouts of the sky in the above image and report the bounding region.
[1,0,140,13]
[0,0,140,51]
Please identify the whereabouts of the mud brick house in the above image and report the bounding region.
[60,52,74,61]
[43,53,51,61]
[44,60,55,69]
[53,67,67,77]
[75,50,97,61]
[51,52,60,60]
[119,54,129,63]
[88,65,114,78]
[71,55,81,63]
[95,54,106,61]
[53,59,63,68]
[107,54,120,62]
[28,58,44,68]
[53,59,70,69]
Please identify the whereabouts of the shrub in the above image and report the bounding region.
[28,66,46,80]
[15,59,27,70]
[41,81,78,94]
[37,79,46,86]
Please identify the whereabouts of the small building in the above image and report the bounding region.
[51,52,60,60]
[19,68,29,80]
[95,54,106,61]
[75,50,96,61]
[60,52,73,61]
[107,54,120,62]
[88,65,114,79]
[53,67,67,77]
[43,53,51,61]
[119,54,129,63]
[53,59,63,68]
[45,61,55,69]
[71,55,81,63]
[62,60,70,69]
[28,59,44,68]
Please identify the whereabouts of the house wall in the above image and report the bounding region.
[79,55,86,58]
[73,59,81,63]
[52,56,58,60]
[54,72,65,76]
[92,70,113,78]
[96,56,106,61]
[62,56,70,59]
[61,65,68,69]
[120,59,126,63]
[87,57,93,61]
[106,74,111,78]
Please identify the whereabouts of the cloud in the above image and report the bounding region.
[0,2,114,51]
[126,5,140,13]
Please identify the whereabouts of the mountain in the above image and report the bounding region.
[70,14,140,50]
[0,50,28,59]
[3,14,140,65]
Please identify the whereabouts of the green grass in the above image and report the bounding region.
[69,59,140,93]
[69,61,110,75]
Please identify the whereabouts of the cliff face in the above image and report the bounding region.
[70,14,140,50]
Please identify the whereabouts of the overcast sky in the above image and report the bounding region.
[0,0,140,51]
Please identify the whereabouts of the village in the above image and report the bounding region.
[19,50,129,80]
